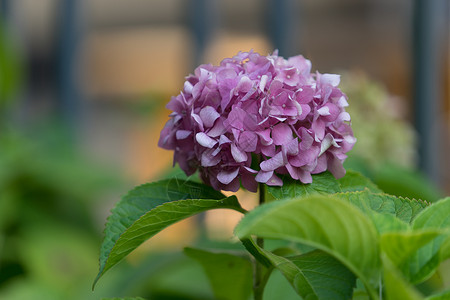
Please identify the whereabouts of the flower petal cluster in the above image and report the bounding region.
[159,50,355,192]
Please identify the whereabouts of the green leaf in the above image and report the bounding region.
[267,171,341,200]
[242,238,356,300]
[380,230,441,270]
[382,254,424,300]
[333,190,429,224]
[94,179,244,287]
[184,247,253,300]
[368,213,410,234]
[235,195,380,297]
[101,298,146,300]
[408,197,450,283]
[288,250,356,300]
[425,290,450,300]
[338,170,382,193]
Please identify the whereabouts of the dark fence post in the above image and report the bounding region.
[412,0,448,184]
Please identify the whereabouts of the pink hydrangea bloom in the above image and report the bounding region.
[159,50,356,192]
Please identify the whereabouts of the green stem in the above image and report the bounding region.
[254,182,266,300]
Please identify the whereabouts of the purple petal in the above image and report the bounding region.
[299,128,314,150]
[231,143,248,163]
[266,173,283,186]
[241,170,258,192]
[255,170,273,183]
[217,168,240,185]
[195,132,217,148]
[312,154,327,174]
[328,156,346,179]
[176,130,192,140]
[286,164,312,183]
[261,144,276,156]
[201,149,221,167]
[207,118,226,137]
[256,129,273,146]
[312,119,325,140]
[319,133,340,156]
[199,106,220,128]
[260,151,285,171]
[320,74,340,87]
[289,146,320,167]
[191,111,204,131]
[272,123,293,145]
[238,131,258,152]
[284,138,299,156]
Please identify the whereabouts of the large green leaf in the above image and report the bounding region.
[94,179,244,287]
[184,247,252,300]
[235,195,380,298]
[267,172,342,200]
[333,190,429,224]
[408,197,450,283]
[338,170,382,193]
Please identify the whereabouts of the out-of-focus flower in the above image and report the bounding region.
[340,71,416,169]
[159,50,355,192]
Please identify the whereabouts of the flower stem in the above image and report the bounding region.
[254,182,266,300]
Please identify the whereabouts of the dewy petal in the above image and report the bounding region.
[231,143,248,163]
[272,123,293,145]
[196,132,217,148]
[260,151,285,171]
[217,168,240,185]
[199,106,220,128]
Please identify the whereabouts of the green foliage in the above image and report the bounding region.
[236,195,380,298]
[95,179,245,287]
[184,247,253,300]
[96,169,450,299]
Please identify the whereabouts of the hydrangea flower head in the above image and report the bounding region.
[159,50,355,192]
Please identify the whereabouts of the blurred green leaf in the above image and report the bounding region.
[408,198,450,283]
[267,171,341,200]
[380,230,441,272]
[184,247,252,300]
[235,195,380,298]
[95,179,244,287]
[425,289,450,300]
[382,254,424,300]
[374,164,442,202]
[102,297,145,300]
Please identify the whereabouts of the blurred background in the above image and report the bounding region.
[0,0,449,299]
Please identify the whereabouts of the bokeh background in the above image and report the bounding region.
[0,0,449,299]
